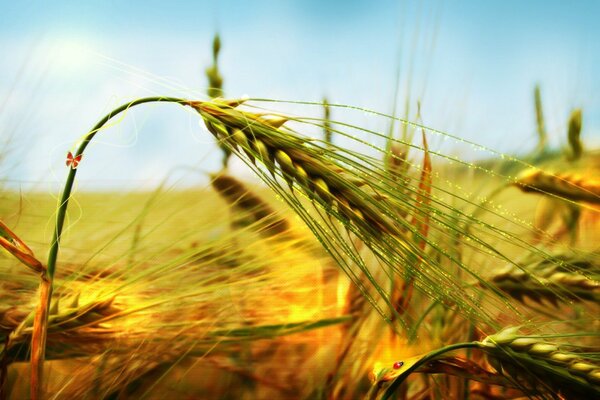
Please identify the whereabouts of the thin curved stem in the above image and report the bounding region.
[46,96,187,278]
[378,342,481,400]
[32,96,189,400]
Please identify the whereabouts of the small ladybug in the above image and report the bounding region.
[392,361,404,369]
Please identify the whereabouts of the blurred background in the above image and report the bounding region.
[1,0,599,190]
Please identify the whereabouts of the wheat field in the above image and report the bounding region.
[2,5,600,399]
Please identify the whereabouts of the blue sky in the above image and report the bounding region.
[1,1,599,190]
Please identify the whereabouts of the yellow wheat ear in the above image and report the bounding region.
[210,172,291,237]
[514,169,600,205]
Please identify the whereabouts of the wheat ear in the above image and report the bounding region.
[567,108,583,161]
[486,252,599,305]
[371,328,600,400]
[211,173,290,237]
[190,100,400,237]
[515,169,600,205]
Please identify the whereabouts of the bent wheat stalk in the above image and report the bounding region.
[36,96,188,399]
[37,96,398,397]
[36,95,534,397]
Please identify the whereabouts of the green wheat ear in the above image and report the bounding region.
[567,108,583,161]
[205,33,223,99]
[204,33,230,168]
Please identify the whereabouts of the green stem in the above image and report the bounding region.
[34,96,189,399]
[46,96,187,278]
[380,342,480,400]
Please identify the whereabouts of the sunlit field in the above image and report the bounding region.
[1,2,599,399]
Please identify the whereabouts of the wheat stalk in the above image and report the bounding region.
[35,96,190,399]
[42,96,518,336]
[0,218,49,397]
[534,84,548,154]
